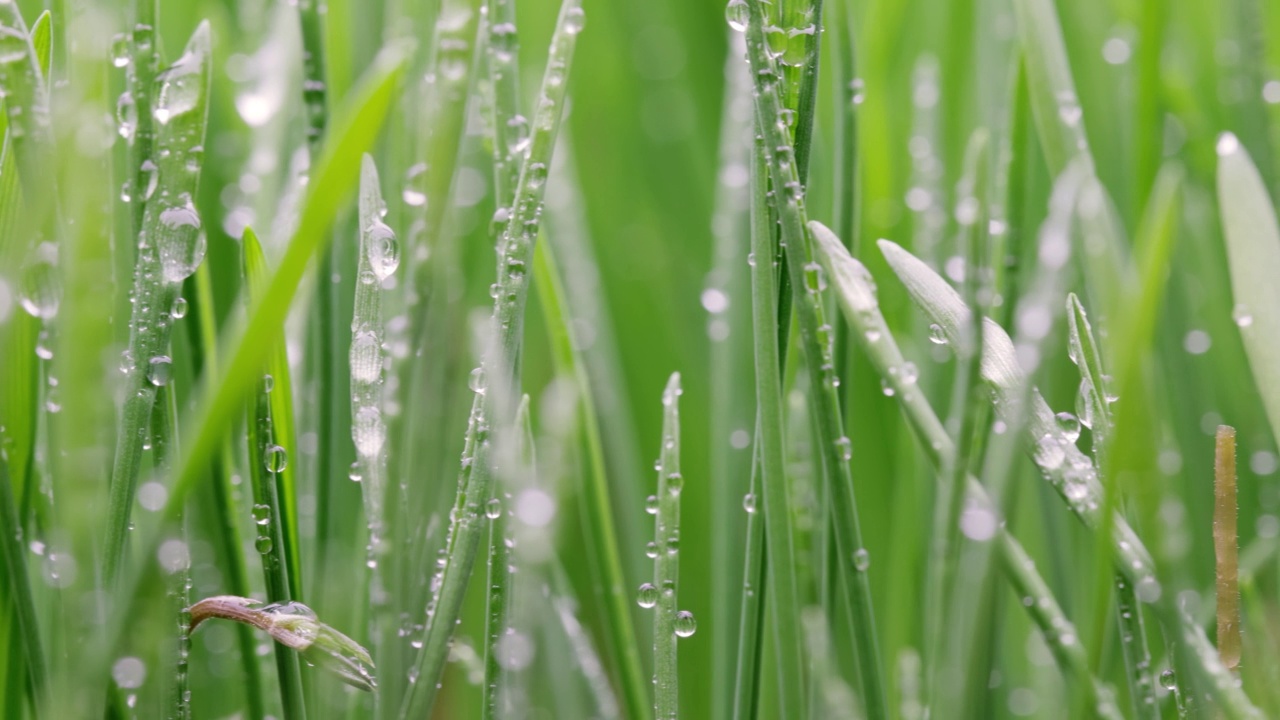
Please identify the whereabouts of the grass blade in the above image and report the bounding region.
[652,373,685,719]
[242,226,308,720]
[1218,133,1280,455]
[743,129,805,715]
[398,3,588,715]
[105,21,212,587]
[1215,425,1242,671]
[0,445,43,709]
[740,4,887,715]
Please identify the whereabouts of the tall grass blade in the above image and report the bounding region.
[0,448,43,709]
[105,21,212,587]
[1218,134,1280,455]
[1215,425,1242,671]
[652,373,686,719]
[398,2,587,715]
[242,226,308,720]
[739,4,887,715]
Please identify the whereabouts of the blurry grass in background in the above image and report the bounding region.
[2,0,1280,717]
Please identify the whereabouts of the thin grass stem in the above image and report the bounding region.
[652,373,684,719]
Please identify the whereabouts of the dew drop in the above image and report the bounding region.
[469,367,487,393]
[367,221,400,281]
[1055,412,1081,443]
[637,582,658,609]
[852,547,871,572]
[255,535,273,554]
[674,610,697,637]
[928,323,948,345]
[485,497,502,519]
[645,495,659,515]
[147,355,172,387]
[742,493,757,513]
[646,541,659,559]
[264,444,288,473]
[1232,303,1253,328]
[1159,669,1176,690]
[834,436,853,461]
[725,0,748,32]
[170,296,188,319]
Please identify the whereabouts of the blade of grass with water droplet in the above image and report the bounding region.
[1067,292,1158,719]
[30,11,48,80]
[875,229,1261,719]
[740,127,805,716]
[741,3,887,715]
[810,219,1125,719]
[242,226,307,720]
[125,0,158,238]
[189,262,266,720]
[652,373,685,719]
[105,21,212,587]
[0,437,44,709]
[398,3,589,715]
[1011,0,1092,176]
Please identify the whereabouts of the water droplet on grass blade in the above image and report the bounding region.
[112,657,146,689]
[928,323,948,345]
[1055,412,1081,443]
[742,493,757,513]
[264,445,288,473]
[725,0,748,32]
[645,495,659,514]
[637,583,658,608]
[1159,669,1176,690]
[852,548,871,572]
[367,221,400,280]
[147,355,172,386]
[564,6,586,33]
[485,497,502,519]
[1233,303,1253,327]
[674,611,697,637]
[20,243,60,320]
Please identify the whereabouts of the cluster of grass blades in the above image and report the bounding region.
[4,0,1280,718]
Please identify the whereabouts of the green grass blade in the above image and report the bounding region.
[398,3,589,715]
[533,229,649,720]
[242,226,308,720]
[296,0,329,150]
[125,0,159,238]
[30,11,49,81]
[0,445,44,710]
[481,395,527,720]
[104,21,212,587]
[743,128,805,715]
[1218,133,1280,456]
[740,4,887,715]
[190,263,266,720]
[1011,0,1091,176]
[652,373,685,719]
[1067,293,1158,719]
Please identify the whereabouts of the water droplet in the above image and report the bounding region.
[469,367,487,393]
[485,497,502,519]
[742,493,757,513]
[252,504,271,526]
[1055,412,1081,443]
[157,197,206,283]
[147,356,172,386]
[154,37,207,125]
[112,657,146,689]
[353,405,386,456]
[264,444,288,473]
[803,262,827,293]
[645,495,659,515]
[1159,669,1176,690]
[834,436,853,461]
[349,463,363,483]
[367,220,400,281]
[665,472,683,496]
[781,24,815,67]
[849,77,866,105]
[402,163,427,207]
[880,378,896,397]
[350,331,381,383]
[140,160,159,200]
[564,6,586,33]
[900,361,919,385]
[1232,303,1253,328]
[171,296,188,319]
[852,548,871,572]
[20,243,60,320]
[646,541,659,559]
[637,582,658,608]
[116,92,137,142]
[255,534,273,554]
[674,610,697,637]
[261,374,274,393]
[111,34,131,68]
[928,323,948,345]
[525,162,548,190]
[506,115,531,156]
[725,0,748,32]
[1035,434,1065,470]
